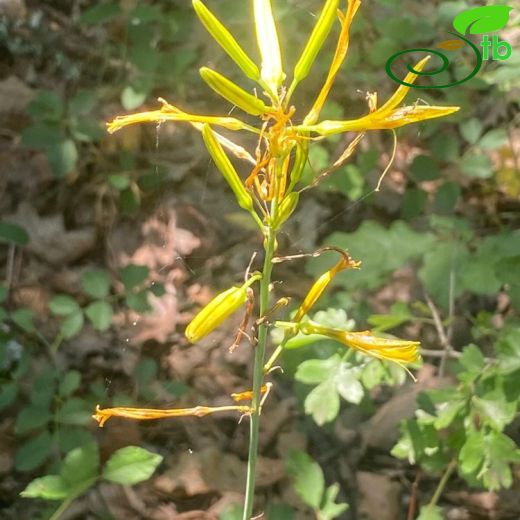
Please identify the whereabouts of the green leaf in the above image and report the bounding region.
[125,290,151,312]
[21,123,63,148]
[459,118,483,144]
[286,450,325,510]
[15,430,53,472]
[480,431,520,490]
[453,5,512,35]
[10,308,35,333]
[472,391,516,430]
[85,301,113,331]
[459,344,485,373]
[82,270,111,299]
[419,241,469,308]
[47,139,78,178]
[15,405,51,434]
[459,430,484,475]
[295,355,341,384]
[460,153,492,179]
[20,475,69,500]
[479,129,507,151]
[334,364,364,404]
[49,295,80,316]
[320,483,349,520]
[417,505,443,520]
[305,379,340,425]
[435,182,460,214]
[409,155,441,181]
[60,443,99,488]
[108,174,131,191]
[434,400,465,430]
[120,264,150,291]
[56,398,92,426]
[61,310,84,339]
[267,503,295,520]
[401,188,427,219]
[495,256,520,286]
[0,222,29,246]
[59,370,82,397]
[27,91,64,119]
[102,446,163,485]
[368,301,412,332]
[0,382,17,410]
[121,85,147,111]
[0,284,7,303]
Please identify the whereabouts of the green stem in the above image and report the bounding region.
[427,459,457,510]
[242,227,276,520]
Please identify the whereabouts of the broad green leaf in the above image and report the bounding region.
[459,344,485,373]
[59,370,81,397]
[472,391,516,430]
[459,118,482,144]
[434,400,465,429]
[82,270,111,299]
[267,503,295,520]
[286,450,324,509]
[0,222,29,246]
[60,443,99,488]
[219,504,242,520]
[409,155,441,181]
[15,431,53,472]
[121,85,147,111]
[47,139,78,178]
[479,129,507,150]
[125,290,151,312]
[20,475,69,500]
[15,405,51,434]
[49,295,80,316]
[56,398,92,426]
[434,182,460,214]
[10,308,35,333]
[120,264,150,291]
[61,310,84,339]
[0,382,17,410]
[401,188,427,219]
[108,174,131,191]
[304,379,340,425]
[57,428,95,454]
[453,5,512,34]
[334,364,364,404]
[368,302,412,332]
[85,301,113,331]
[459,430,484,475]
[495,256,520,286]
[460,153,492,179]
[295,355,341,384]
[102,446,163,485]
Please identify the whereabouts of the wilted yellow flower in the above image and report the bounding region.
[300,321,420,365]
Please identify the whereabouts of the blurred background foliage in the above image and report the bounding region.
[0,0,519,519]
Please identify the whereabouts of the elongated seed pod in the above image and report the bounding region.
[200,67,268,116]
[192,0,260,81]
[201,124,254,212]
[293,0,339,84]
[185,286,249,343]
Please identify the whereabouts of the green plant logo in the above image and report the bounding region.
[386,5,513,89]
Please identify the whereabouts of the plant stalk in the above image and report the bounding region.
[242,227,276,520]
[427,458,457,510]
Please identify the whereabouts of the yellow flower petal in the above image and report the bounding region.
[106,99,256,134]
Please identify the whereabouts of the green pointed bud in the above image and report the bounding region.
[201,124,254,212]
[272,192,299,229]
[200,67,269,116]
[192,0,260,81]
[254,0,284,94]
[294,0,339,84]
[287,138,309,191]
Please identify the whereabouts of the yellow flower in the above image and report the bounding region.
[300,321,420,365]
[300,56,459,135]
